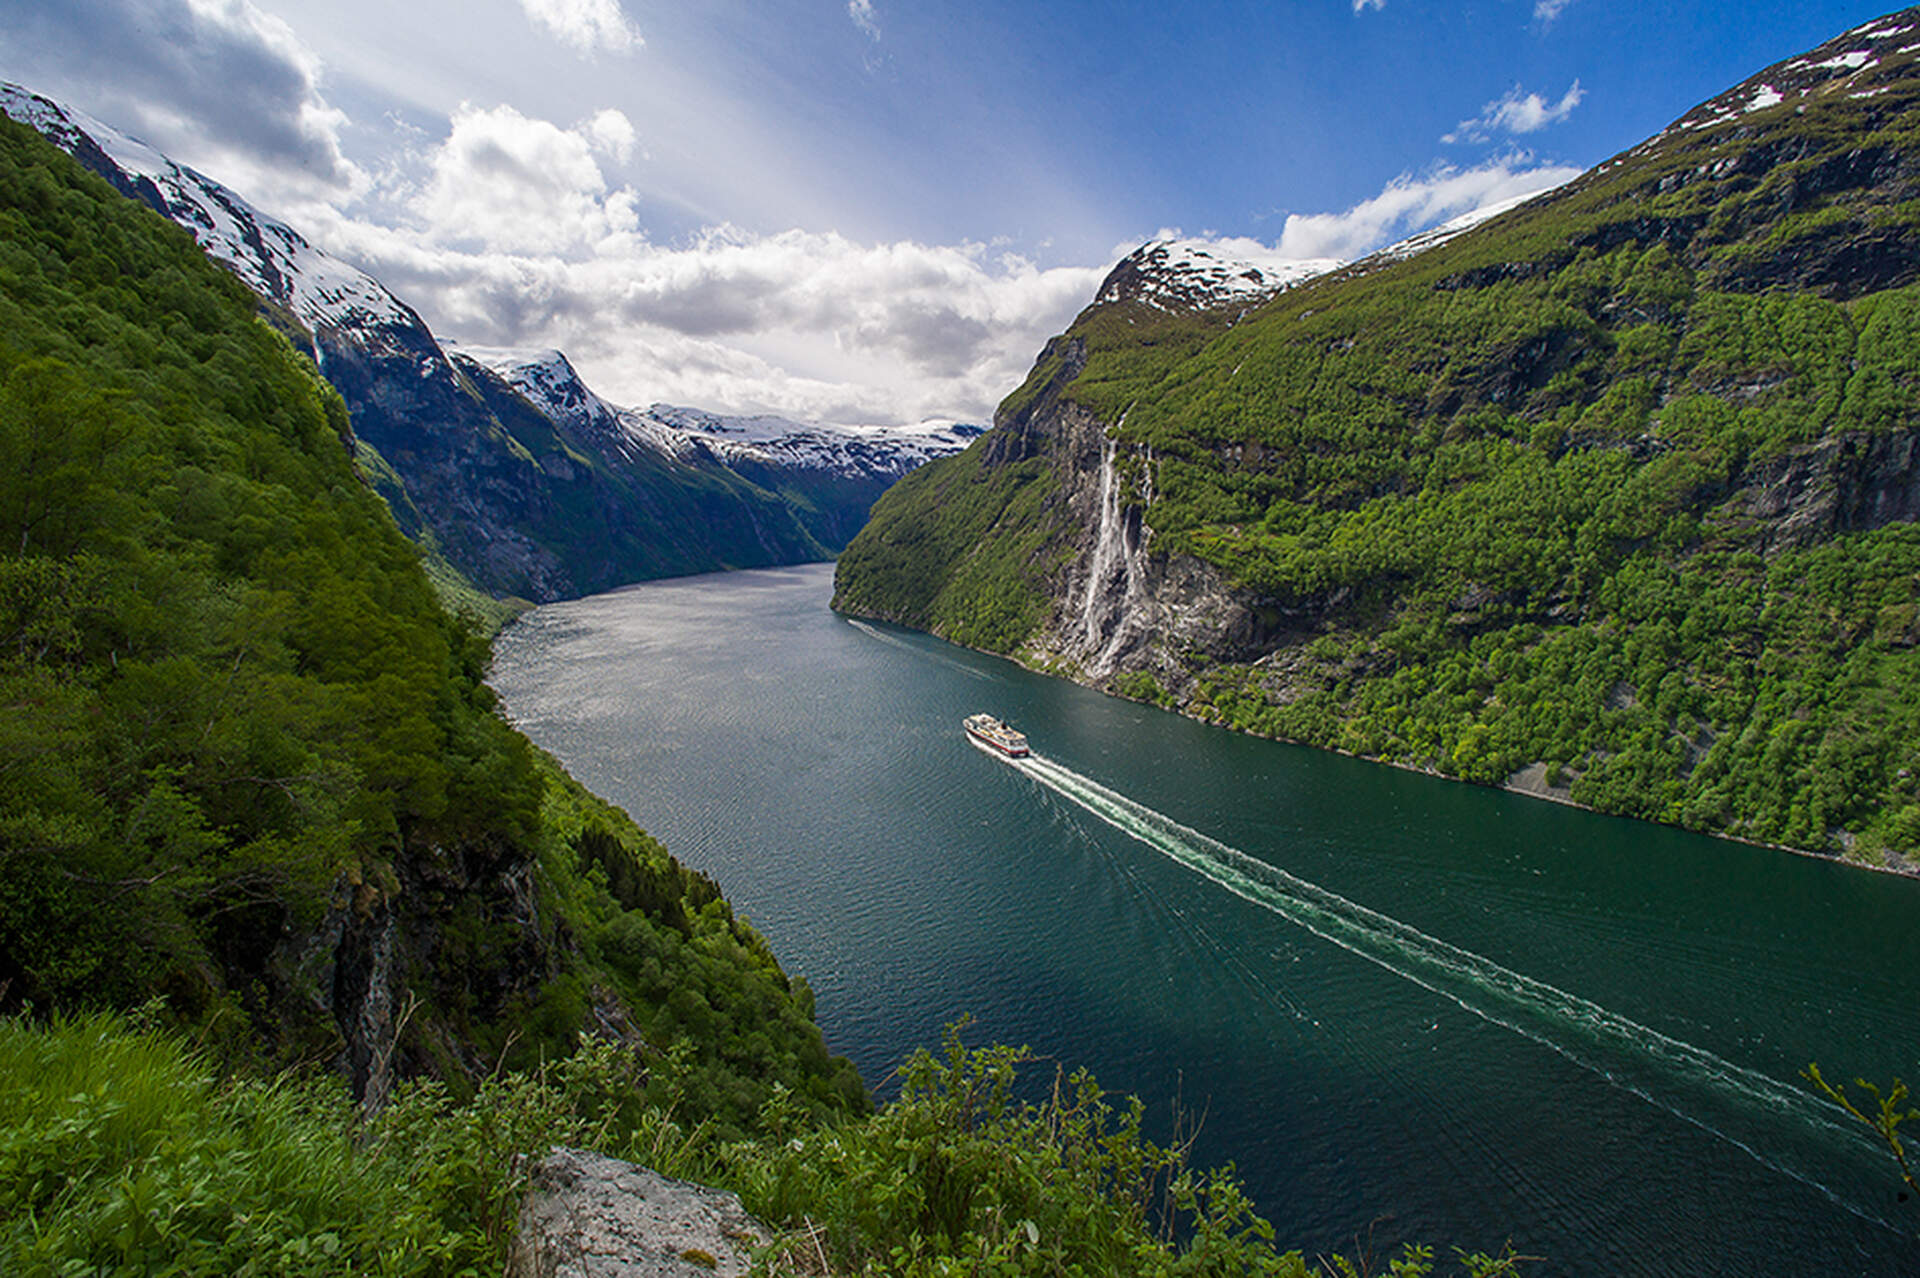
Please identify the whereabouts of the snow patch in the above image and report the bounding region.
[1746,85,1784,112]
[0,81,413,340]
[1097,239,1339,313]
[1367,186,1554,264]
[1848,19,1914,41]
[1812,50,1877,72]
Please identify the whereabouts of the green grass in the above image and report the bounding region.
[0,1012,1529,1278]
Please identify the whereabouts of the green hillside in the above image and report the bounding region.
[835,15,1920,864]
[0,113,864,1127]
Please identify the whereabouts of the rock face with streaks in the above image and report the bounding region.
[507,1150,770,1278]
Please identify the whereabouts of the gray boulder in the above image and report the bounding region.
[506,1148,771,1278]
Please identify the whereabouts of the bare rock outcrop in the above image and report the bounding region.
[506,1149,771,1278]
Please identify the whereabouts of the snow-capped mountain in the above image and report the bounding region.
[644,405,981,479]
[0,84,422,350]
[1663,11,1918,134]
[451,345,980,481]
[447,345,630,443]
[1094,239,1340,314]
[3,82,975,602]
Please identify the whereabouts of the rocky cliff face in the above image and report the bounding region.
[834,8,1920,863]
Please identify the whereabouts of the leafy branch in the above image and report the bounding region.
[1804,1063,1919,1201]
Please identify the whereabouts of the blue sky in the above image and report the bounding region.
[0,0,1897,422]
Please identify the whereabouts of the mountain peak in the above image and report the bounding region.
[1093,239,1340,315]
[449,343,625,440]
[1664,7,1920,135]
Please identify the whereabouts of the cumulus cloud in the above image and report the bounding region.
[1352,0,1386,12]
[583,108,637,163]
[304,195,1107,423]
[304,124,1574,424]
[848,0,880,40]
[1273,159,1582,261]
[413,103,641,253]
[517,0,641,55]
[1443,81,1584,143]
[0,0,363,203]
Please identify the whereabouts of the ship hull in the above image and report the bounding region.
[965,727,1030,757]
[963,714,1030,757]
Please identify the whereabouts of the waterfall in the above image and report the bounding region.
[1076,438,1150,673]
[1078,438,1123,642]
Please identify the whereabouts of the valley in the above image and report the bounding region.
[3,3,1918,1274]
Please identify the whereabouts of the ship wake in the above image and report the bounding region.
[978,747,1903,1234]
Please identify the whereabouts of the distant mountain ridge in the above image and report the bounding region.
[834,6,1920,868]
[455,344,980,479]
[0,83,976,604]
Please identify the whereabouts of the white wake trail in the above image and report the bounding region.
[997,750,1900,1231]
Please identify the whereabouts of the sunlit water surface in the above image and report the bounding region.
[490,564,1920,1275]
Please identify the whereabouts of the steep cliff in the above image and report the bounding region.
[0,85,971,605]
[835,8,1920,865]
[0,116,863,1123]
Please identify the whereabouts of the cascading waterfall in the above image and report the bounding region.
[1076,436,1152,674]
[1077,438,1122,641]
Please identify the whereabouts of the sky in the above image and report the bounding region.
[0,0,1899,425]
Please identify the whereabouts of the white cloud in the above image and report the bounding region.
[1273,158,1582,260]
[1352,0,1387,12]
[1443,81,1584,143]
[306,200,1107,424]
[413,103,640,253]
[583,107,637,163]
[518,0,642,55]
[309,125,1576,424]
[0,0,364,206]
[848,0,880,40]
[1534,0,1575,23]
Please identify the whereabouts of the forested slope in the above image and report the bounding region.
[836,9,1920,865]
[0,114,862,1124]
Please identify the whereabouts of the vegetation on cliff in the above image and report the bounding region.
[834,15,1920,864]
[0,114,860,1127]
[2,1011,1529,1276]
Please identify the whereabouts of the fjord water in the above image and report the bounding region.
[490,565,1920,1274]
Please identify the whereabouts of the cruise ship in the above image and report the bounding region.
[963,713,1030,758]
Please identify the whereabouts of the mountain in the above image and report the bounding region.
[1090,238,1340,313]
[834,8,1920,867]
[452,344,981,552]
[0,111,865,1124]
[0,84,974,604]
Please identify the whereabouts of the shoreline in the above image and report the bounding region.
[831,601,1920,883]
[1155,692,1920,880]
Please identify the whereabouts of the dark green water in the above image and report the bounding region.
[489,564,1920,1274]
